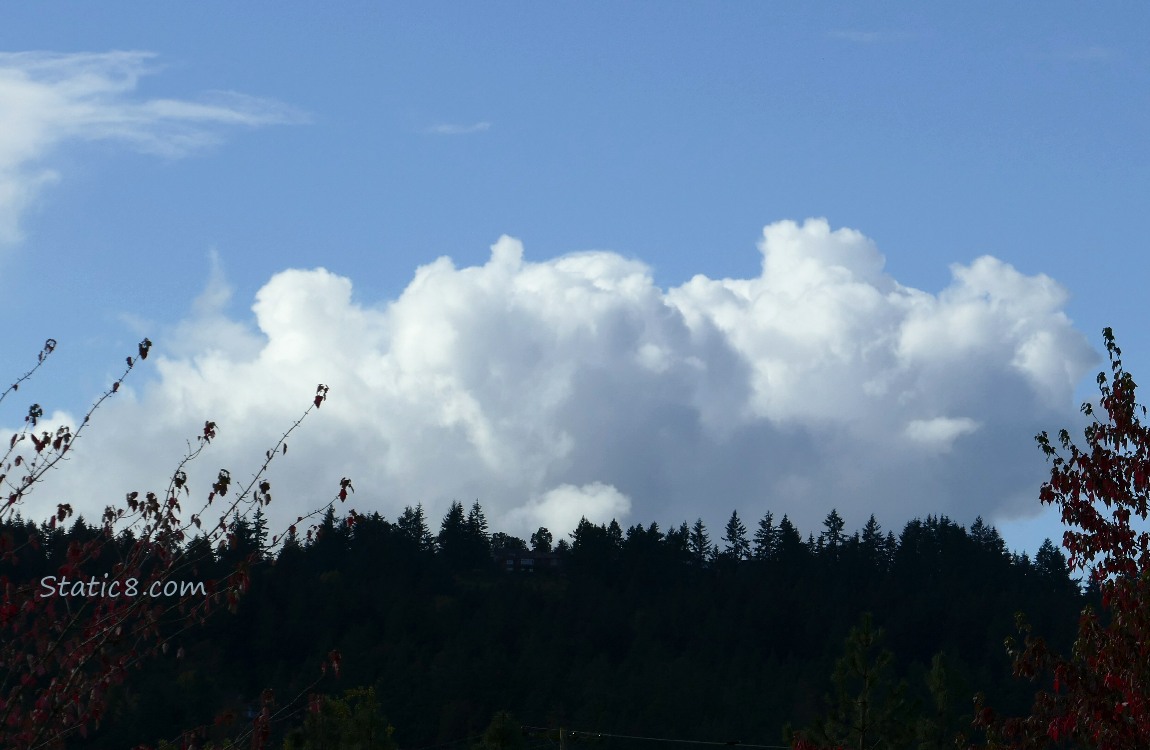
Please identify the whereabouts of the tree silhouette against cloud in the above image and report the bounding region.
[0,338,349,749]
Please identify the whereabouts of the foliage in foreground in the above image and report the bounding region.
[0,338,350,749]
[972,328,1150,747]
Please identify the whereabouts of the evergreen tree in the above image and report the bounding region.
[665,521,691,563]
[436,500,491,568]
[282,687,396,750]
[623,522,665,568]
[688,518,712,565]
[752,511,778,561]
[464,499,492,563]
[252,507,269,561]
[860,514,885,569]
[347,511,391,560]
[1034,538,1074,592]
[791,613,917,750]
[569,517,619,576]
[969,515,1006,556]
[310,505,347,571]
[183,533,219,579]
[914,652,967,750]
[884,531,897,565]
[570,516,601,553]
[397,503,435,553]
[280,524,302,556]
[647,521,663,541]
[606,519,624,550]
[818,508,846,553]
[722,510,750,560]
[467,500,490,545]
[776,515,806,564]
[438,501,466,540]
[219,511,257,568]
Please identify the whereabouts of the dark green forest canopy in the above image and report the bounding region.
[0,504,1089,750]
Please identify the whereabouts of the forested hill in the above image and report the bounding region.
[2,502,1093,749]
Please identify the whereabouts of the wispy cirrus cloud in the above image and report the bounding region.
[425,121,491,136]
[0,50,305,245]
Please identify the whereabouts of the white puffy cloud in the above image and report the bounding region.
[0,51,302,245]
[506,483,633,538]
[904,417,980,451]
[10,219,1099,545]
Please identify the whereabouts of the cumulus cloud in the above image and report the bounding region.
[506,483,633,539]
[0,50,303,245]
[11,219,1100,546]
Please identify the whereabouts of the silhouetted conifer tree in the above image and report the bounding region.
[818,508,846,554]
[753,510,778,561]
[252,507,269,561]
[777,514,806,564]
[860,513,886,569]
[688,518,712,565]
[397,503,435,553]
[467,500,490,545]
[722,510,750,560]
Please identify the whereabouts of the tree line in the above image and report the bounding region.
[0,497,1089,749]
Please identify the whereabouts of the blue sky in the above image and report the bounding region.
[1,4,1146,563]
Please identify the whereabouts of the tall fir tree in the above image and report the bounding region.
[606,519,624,550]
[818,508,846,551]
[252,506,269,561]
[437,501,469,564]
[722,510,750,560]
[467,500,490,545]
[776,514,806,564]
[753,511,778,561]
[688,518,712,565]
[398,503,435,553]
[665,521,691,563]
[860,513,893,571]
[790,613,917,750]
[969,515,1006,556]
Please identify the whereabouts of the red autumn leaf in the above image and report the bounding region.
[977,328,1150,749]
